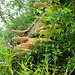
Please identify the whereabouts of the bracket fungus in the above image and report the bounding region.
[11,30,28,36]
[12,37,29,43]
[34,2,47,8]
[9,1,60,54]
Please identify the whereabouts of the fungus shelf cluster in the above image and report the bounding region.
[8,2,60,54]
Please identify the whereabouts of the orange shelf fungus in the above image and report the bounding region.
[11,30,28,36]
[13,38,51,52]
[14,43,33,51]
[12,37,29,43]
[34,2,47,8]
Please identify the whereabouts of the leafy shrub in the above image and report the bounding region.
[0,38,13,75]
[0,4,75,75]
[18,6,75,75]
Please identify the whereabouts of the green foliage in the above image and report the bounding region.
[0,38,12,75]
[0,0,75,75]
[12,6,75,75]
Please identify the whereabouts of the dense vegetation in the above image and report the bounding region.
[0,0,75,75]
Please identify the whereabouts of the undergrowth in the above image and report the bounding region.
[0,4,75,75]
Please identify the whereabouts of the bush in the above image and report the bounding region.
[12,7,75,75]
[0,4,75,75]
